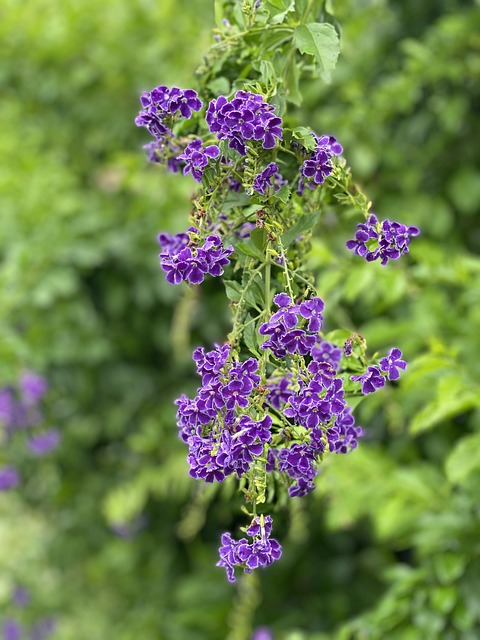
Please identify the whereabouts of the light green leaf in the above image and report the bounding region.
[445,432,480,485]
[294,23,340,80]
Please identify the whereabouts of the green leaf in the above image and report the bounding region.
[284,56,302,106]
[234,242,265,261]
[250,227,267,252]
[207,76,230,95]
[265,0,295,24]
[294,23,340,80]
[224,280,242,302]
[281,212,320,247]
[445,432,480,485]
[291,126,316,151]
[258,60,277,87]
[273,183,291,203]
[433,552,466,585]
[243,314,260,356]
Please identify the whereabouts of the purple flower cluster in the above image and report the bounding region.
[4,588,56,640]
[28,430,61,456]
[135,85,202,139]
[346,214,419,265]
[259,293,324,358]
[217,515,282,582]
[177,138,220,182]
[253,162,286,195]
[158,228,233,285]
[350,348,407,394]
[299,135,343,192]
[0,372,59,492]
[206,91,282,155]
[176,343,272,482]
[311,340,342,371]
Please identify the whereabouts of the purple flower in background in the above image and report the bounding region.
[30,618,56,640]
[379,348,407,381]
[251,628,273,640]
[2,619,22,640]
[20,372,48,405]
[28,429,61,456]
[13,586,30,608]
[0,388,16,429]
[351,366,386,395]
[253,162,286,195]
[346,214,419,265]
[177,138,220,182]
[0,466,20,491]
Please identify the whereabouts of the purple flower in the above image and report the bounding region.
[311,341,342,370]
[346,214,419,265]
[177,138,220,182]
[206,91,282,155]
[217,516,282,582]
[20,372,48,404]
[158,229,233,285]
[253,162,286,196]
[327,407,364,454]
[0,466,20,491]
[299,296,324,332]
[2,620,21,640]
[28,429,61,456]
[379,348,407,381]
[299,134,343,192]
[351,366,385,395]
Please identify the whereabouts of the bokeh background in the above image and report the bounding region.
[1,0,479,638]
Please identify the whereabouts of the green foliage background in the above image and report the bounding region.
[1,0,479,638]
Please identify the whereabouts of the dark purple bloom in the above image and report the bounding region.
[346,214,419,265]
[299,134,342,191]
[217,516,282,582]
[311,340,342,370]
[28,429,60,456]
[0,466,19,491]
[206,91,282,155]
[253,162,286,196]
[177,138,220,182]
[351,366,386,395]
[299,297,324,332]
[379,348,407,380]
[327,407,364,454]
[158,229,233,285]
